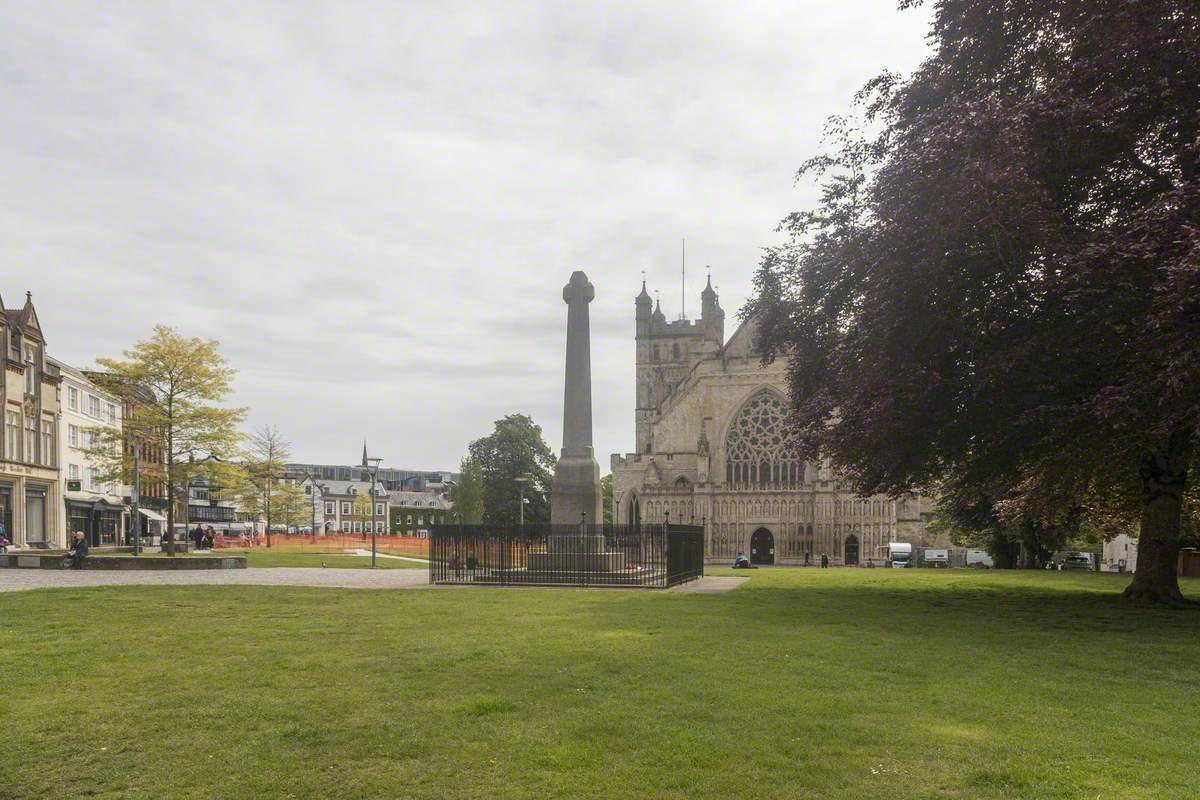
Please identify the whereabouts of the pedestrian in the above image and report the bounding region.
[205,526,216,549]
[465,551,479,579]
[0,533,8,554]
[192,524,204,551]
[65,530,89,569]
[821,553,829,568]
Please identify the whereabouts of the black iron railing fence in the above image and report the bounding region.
[429,523,704,588]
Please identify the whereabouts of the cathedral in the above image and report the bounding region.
[610,275,933,565]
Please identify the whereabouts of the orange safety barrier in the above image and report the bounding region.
[210,533,430,557]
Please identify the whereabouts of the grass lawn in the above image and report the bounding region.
[1,569,1197,799]
[231,549,428,569]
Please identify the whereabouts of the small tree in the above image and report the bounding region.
[238,426,292,545]
[600,474,614,525]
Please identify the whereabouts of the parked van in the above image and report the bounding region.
[888,542,913,568]
[923,548,949,567]
[966,549,994,568]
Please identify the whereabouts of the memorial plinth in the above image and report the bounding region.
[538,270,622,577]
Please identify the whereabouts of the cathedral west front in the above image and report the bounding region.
[610,275,933,565]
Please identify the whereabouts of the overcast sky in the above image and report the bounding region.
[1,1,932,471]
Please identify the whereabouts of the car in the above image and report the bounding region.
[1061,554,1093,571]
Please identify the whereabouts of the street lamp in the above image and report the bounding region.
[514,475,532,533]
[366,456,382,567]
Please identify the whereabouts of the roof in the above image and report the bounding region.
[389,491,452,509]
[319,479,381,497]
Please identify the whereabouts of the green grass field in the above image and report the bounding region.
[1,569,1196,799]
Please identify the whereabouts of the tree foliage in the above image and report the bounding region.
[747,1,1200,602]
[236,425,294,538]
[452,457,484,524]
[467,414,555,527]
[89,326,245,534]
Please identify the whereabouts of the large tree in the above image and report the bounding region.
[89,326,245,539]
[747,1,1200,603]
[467,414,555,527]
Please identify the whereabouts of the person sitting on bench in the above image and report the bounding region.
[733,551,750,568]
[65,531,89,569]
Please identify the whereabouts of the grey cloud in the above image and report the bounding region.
[2,0,932,467]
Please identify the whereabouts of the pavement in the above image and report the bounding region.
[0,569,745,595]
[0,567,432,593]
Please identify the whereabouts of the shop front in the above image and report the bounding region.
[65,491,126,547]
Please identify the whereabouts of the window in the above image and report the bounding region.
[341,521,351,532]
[376,522,385,533]
[68,386,79,410]
[724,391,806,487]
[5,412,18,460]
[106,403,117,424]
[24,416,36,462]
[672,343,680,360]
[375,503,385,516]
[24,345,36,395]
[69,464,80,480]
[325,501,335,515]
[341,501,351,514]
[69,425,79,448]
[352,521,362,533]
[88,395,101,417]
[40,419,53,466]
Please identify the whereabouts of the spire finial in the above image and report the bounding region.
[361,440,368,468]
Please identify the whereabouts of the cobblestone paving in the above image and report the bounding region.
[0,567,432,593]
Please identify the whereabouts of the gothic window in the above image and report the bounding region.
[724,391,806,487]
[672,343,680,360]
[674,476,689,488]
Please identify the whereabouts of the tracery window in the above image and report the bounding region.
[724,391,807,487]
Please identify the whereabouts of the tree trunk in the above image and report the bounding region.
[1123,428,1193,604]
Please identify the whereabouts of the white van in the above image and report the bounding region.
[966,549,994,568]
[888,542,913,568]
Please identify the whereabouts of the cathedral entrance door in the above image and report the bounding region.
[844,534,859,566]
[750,528,774,565]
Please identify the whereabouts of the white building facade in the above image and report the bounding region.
[52,358,126,546]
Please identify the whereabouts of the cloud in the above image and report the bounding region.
[0,0,932,468]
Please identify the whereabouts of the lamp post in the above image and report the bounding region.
[367,456,382,567]
[514,475,531,533]
[305,470,320,538]
[130,441,142,556]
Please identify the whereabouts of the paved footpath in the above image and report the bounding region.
[0,567,432,593]
[0,570,745,595]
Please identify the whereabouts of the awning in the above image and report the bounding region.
[138,508,167,523]
[65,491,128,511]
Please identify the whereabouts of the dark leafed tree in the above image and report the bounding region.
[746,1,1200,603]
[468,414,556,527]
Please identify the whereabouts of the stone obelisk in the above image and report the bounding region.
[550,270,604,527]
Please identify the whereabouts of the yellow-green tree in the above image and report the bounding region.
[87,326,245,538]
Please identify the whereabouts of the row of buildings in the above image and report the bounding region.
[0,289,454,550]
